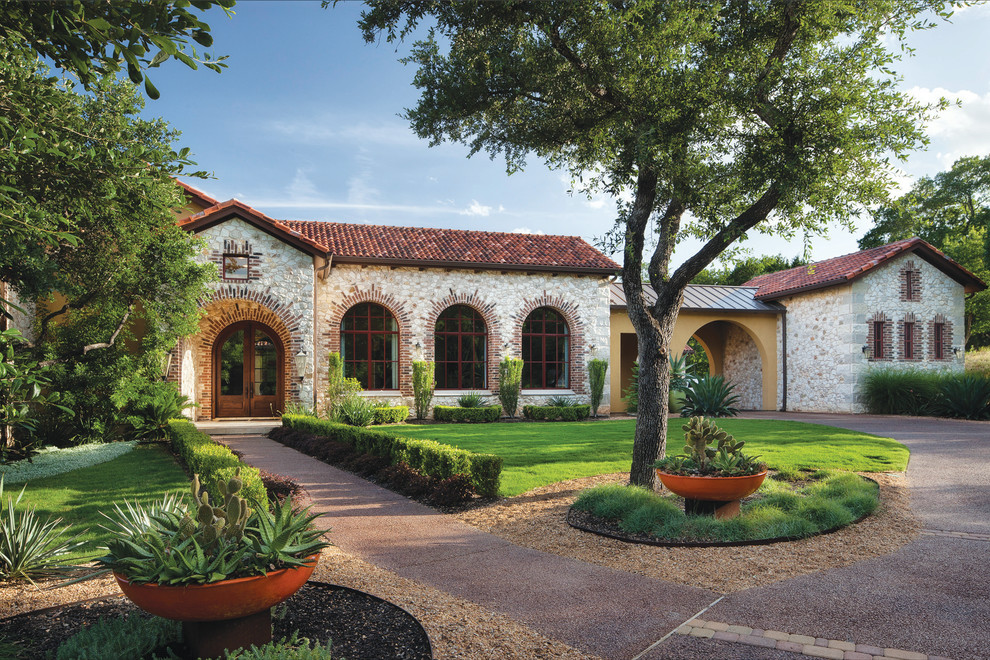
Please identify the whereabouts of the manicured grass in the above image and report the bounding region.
[574,471,880,542]
[13,444,190,562]
[396,419,908,496]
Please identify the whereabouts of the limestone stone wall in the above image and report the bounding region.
[722,324,762,410]
[314,264,612,415]
[177,217,316,419]
[779,285,857,413]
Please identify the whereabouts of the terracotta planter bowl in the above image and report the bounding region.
[114,555,319,622]
[656,469,768,502]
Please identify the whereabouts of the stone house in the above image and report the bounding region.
[609,238,986,414]
[172,184,618,420]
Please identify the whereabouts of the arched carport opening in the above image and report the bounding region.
[677,320,767,410]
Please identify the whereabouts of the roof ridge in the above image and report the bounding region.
[282,218,592,243]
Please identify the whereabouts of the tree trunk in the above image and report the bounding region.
[628,300,679,489]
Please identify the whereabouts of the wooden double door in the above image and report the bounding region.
[214,322,283,418]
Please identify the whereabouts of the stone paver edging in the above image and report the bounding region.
[674,619,951,660]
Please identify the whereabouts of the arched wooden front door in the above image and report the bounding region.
[213,321,283,418]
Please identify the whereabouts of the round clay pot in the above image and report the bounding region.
[656,469,768,502]
[114,554,319,622]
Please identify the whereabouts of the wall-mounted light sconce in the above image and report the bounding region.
[294,350,308,381]
[952,346,961,356]
[415,341,421,349]
[861,345,869,355]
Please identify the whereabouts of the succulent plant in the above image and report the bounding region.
[177,471,251,551]
[654,416,765,477]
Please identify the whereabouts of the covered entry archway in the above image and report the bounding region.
[214,321,284,417]
[609,283,783,412]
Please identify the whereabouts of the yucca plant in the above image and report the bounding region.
[680,375,740,417]
[0,476,86,584]
[457,392,486,408]
[936,374,990,420]
[546,395,577,407]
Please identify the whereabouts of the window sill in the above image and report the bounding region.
[434,390,492,396]
[357,390,401,397]
[521,389,576,395]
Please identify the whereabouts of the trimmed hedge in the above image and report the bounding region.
[165,419,267,506]
[523,405,591,421]
[282,414,502,497]
[433,405,501,423]
[372,405,409,425]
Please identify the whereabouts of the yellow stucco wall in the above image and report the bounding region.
[609,308,779,412]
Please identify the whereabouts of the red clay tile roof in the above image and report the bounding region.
[745,237,986,299]
[175,187,619,274]
[282,220,619,273]
[175,180,220,209]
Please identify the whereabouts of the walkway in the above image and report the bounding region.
[220,413,990,659]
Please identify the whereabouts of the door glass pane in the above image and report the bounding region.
[219,330,245,396]
[253,329,278,396]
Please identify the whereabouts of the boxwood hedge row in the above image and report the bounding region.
[165,419,267,506]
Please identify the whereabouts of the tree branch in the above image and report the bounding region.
[82,304,133,354]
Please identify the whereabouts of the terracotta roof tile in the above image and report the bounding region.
[282,220,620,272]
[745,237,986,299]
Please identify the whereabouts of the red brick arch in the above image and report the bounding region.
[320,285,413,396]
[511,294,588,394]
[425,292,503,392]
[194,296,302,419]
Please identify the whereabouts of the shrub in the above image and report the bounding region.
[371,404,409,425]
[258,469,304,506]
[116,380,195,442]
[498,357,523,418]
[522,404,591,421]
[325,352,363,420]
[280,415,502,498]
[935,374,990,420]
[457,391,486,408]
[336,396,376,427]
[680,375,740,417]
[433,405,501,423]
[379,462,433,497]
[165,420,267,506]
[588,358,608,417]
[55,614,180,660]
[430,474,476,506]
[623,360,640,413]
[412,360,435,419]
[967,348,990,377]
[0,476,86,582]
[860,367,943,415]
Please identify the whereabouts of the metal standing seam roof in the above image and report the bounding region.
[609,282,784,313]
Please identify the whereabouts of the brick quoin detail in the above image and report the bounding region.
[866,312,893,362]
[898,312,921,362]
[193,286,305,419]
[899,260,922,302]
[320,286,414,397]
[927,313,954,361]
[424,291,504,393]
[511,293,588,395]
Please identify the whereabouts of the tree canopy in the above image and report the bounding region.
[692,254,808,287]
[860,154,990,347]
[358,0,948,487]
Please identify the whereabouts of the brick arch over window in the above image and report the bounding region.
[425,292,503,392]
[510,295,588,394]
[867,311,892,361]
[320,286,413,395]
[193,295,301,419]
[898,312,920,361]
[928,313,954,361]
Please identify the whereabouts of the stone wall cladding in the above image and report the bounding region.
[722,324,762,409]
[780,285,857,413]
[179,218,316,418]
[898,260,922,302]
[314,265,612,414]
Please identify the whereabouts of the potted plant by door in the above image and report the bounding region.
[94,471,331,659]
[654,416,767,518]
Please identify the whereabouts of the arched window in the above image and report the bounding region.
[435,305,487,390]
[522,307,569,389]
[341,303,399,390]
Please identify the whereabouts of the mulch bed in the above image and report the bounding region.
[0,581,432,659]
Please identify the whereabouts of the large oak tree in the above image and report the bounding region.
[356,0,948,487]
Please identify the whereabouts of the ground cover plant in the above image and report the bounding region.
[395,419,908,496]
[10,444,189,563]
[861,368,990,419]
[572,470,879,543]
[0,440,137,484]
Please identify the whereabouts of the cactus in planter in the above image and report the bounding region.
[178,471,252,551]
[656,416,763,477]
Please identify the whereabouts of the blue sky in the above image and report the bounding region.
[147,1,990,268]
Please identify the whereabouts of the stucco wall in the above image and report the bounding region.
[314,265,612,415]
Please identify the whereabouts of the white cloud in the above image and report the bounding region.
[908,86,990,170]
[511,227,546,235]
[460,200,500,216]
[266,117,421,147]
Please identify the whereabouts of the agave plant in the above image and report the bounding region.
[0,476,86,584]
[680,375,740,417]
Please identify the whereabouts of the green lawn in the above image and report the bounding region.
[396,419,909,496]
[13,444,190,562]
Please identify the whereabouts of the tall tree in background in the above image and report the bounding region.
[693,254,809,287]
[860,154,990,347]
[356,1,947,487]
